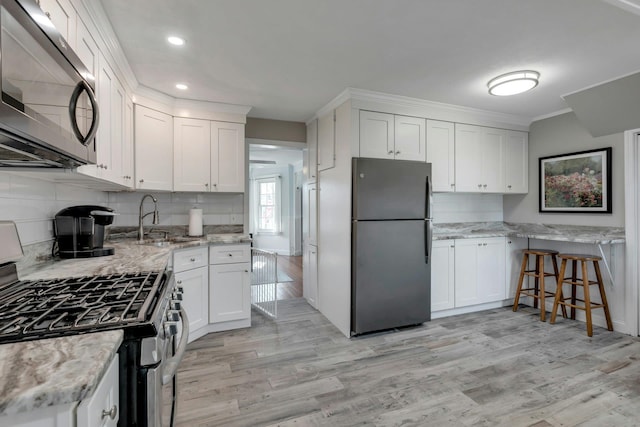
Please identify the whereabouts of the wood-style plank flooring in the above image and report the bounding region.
[276,255,302,300]
[168,300,640,426]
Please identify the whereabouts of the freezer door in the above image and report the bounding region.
[352,157,431,220]
[352,220,431,335]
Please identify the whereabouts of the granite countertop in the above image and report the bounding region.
[433,222,625,245]
[21,233,251,281]
[0,330,123,417]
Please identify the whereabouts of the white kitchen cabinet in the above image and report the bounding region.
[75,17,99,77]
[303,243,318,309]
[38,0,77,49]
[426,120,455,192]
[455,124,506,193]
[174,247,209,341]
[317,110,335,171]
[505,130,529,193]
[174,117,211,192]
[302,182,317,246]
[505,237,529,299]
[123,98,134,186]
[454,237,506,307]
[211,121,245,192]
[359,111,426,161]
[431,239,455,312]
[209,244,251,325]
[305,119,318,183]
[134,105,173,191]
[76,354,119,427]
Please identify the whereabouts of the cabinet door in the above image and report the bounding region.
[94,52,112,178]
[305,119,318,182]
[317,110,335,170]
[109,77,126,185]
[308,183,317,245]
[359,111,394,159]
[426,120,455,192]
[135,105,173,191]
[75,17,98,78]
[174,117,211,192]
[481,128,506,192]
[176,266,209,338]
[76,354,119,427]
[431,240,455,312]
[505,130,528,193]
[478,237,506,303]
[506,237,528,299]
[210,263,250,323]
[303,244,318,308]
[454,238,482,307]
[454,124,483,192]
[211,121,245,192]
[39,0,76,48]
[394,115,426,161]
[123,98,134,187]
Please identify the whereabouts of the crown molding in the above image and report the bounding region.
[77,0,138,93]
[561,68,640,99]
[530,108,574,123]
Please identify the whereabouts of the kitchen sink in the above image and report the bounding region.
[135,236,203,247]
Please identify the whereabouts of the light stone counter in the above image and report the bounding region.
[0,330,123,416]
[433,221,625,245]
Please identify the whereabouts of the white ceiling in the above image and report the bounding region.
[100,0,640,123]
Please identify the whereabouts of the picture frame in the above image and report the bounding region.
[539,147,612,213]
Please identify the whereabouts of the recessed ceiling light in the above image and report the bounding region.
[167,36,185,46]
[175,83,188,90]
[488,70,540,96]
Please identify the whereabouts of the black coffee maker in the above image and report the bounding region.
[54,205,116,258]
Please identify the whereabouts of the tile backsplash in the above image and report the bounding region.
[432,193,503,223]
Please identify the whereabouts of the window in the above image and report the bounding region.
[255,176,281,233]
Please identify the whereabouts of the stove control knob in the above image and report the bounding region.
[172,292,184,301]
[176,285,184,294]
[164,321,179,337]
[166,310,180,321]
[170,300,182,310]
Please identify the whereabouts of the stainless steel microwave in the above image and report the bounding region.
[0,0,98,168]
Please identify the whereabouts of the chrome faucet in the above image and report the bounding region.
[138,194,159,241]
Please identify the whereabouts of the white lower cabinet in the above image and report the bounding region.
[209,244,251,328]
[176,266,209,338]
[2,355,119,427]
[431,240,455,311]
[505,237,529,299]
[302,244,318,308]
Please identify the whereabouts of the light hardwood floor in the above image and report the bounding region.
[275,255,302,300]
[168,300,640,426]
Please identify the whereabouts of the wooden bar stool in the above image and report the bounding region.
[550,253,613,337]
[512,249,566,321]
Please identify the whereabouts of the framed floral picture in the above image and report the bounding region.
[539,147,612,213]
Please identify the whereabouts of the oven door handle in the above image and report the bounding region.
[162,306,189,385]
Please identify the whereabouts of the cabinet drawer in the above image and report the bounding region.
[209,244,251,264]
[77,354,119,427]
[173,247,208,272]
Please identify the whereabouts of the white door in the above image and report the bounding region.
[394,115,426,161]
[306,119,318,182]
[174,117,211,192]
[211,121,245,192]
[134,105,173,191]
[303,244,318,308]
[426,120,455,192]
[481,128,506,192]
[317,110,335,170]
[431,240,455,312]
[359,111,394,159]
[455,124,483,192]
[478,238,506,303]
[505,130,529,193]
[176,266,209,340]
[210,263,250,323]
[454,238,482,307]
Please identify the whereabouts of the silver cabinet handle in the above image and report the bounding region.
[245,270,249,273]
[205,183,209,187]
[395,151,400,155]
[139,179,144,183]
[190,258,195,262]
[483,184,487,188]
[101,405,117,420]
[176,280,182,284]
[478,243,482,246]
[228,253,233,257]
[388,150,393,155]
[477,184,482,188]
[507,185,512,189]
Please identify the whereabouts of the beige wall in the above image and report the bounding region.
[503,112,624,227]
[245,118,306,142]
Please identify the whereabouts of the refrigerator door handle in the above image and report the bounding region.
[425,218,433,264]
[426,175,433,220]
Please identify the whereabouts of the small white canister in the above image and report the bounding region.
[188,208,203,236]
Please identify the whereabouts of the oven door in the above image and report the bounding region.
[148,306,190,427]
[0,0,98,165]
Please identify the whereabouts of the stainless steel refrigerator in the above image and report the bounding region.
[351,157,432,335]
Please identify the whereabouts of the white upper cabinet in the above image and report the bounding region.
[305,119,318,182]
[174,117,211,192]
[75,17,98,77]
[455,124,506,193]
[123,98,134,186]
[211,121,245,192]
[360,111,394,159]
[38,0,76,49]
[317,110,335,171]
[135,105,173,191]
[394,115,426,161]
[426,120,455,192]
[505,130,529,193]
[359,111,425,161]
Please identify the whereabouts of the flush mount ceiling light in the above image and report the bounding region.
[167,36,185,46]
[487,70,540,96]
[175,83,188,90]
